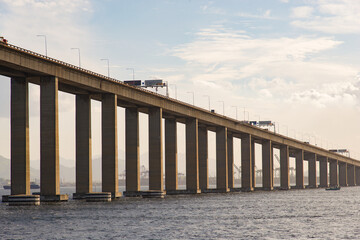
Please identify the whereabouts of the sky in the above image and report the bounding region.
[0,0,359,179]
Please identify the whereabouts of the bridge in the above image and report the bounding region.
[1,42,359,204]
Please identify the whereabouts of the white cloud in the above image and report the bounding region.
[0,0,92,60]
[291,6,314,18]
[291,0,360,34]
[290,80,360,107]
[171,26,359,109]
[236,9,276,19]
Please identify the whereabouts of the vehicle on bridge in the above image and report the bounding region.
[0,37,8,44]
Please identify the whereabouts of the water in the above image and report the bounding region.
[1,187,360,239]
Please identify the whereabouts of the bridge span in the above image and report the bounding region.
[1,43,359,204]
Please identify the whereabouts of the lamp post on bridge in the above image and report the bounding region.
[203,95,210,111]
[187,91,194,105]
[71,48,81,68]
[218,101,225,116]
[101,59,110,78]
[170,84,177,99]
[36,34,47,56]
[126,68,135,80]
[232,106,238,120]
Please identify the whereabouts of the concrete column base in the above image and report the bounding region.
[2,195,40,206]
[72,193,88,200]
[85,192,112,202]
[201,188,230,193]
[123,191,142,197]
[141,190,165,199]
[166,189,201,195]
[123,190,165,198]
[306,185,318,189]
[40,194,68,202]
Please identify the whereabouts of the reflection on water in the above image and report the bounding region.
[1,187,360,239]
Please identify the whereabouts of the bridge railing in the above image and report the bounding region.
[3,43,214,113]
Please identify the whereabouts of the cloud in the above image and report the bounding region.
[236,9,275,19]
[170,26,359,109]
[289,80,360,108]
[291,0,360,34]
[0,0,92,60]
[291,6,314,18]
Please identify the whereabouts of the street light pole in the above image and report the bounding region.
[101,59,110,77]
[187,91,194,105]
[203,95,210,111]
[170,84,177,99]
[36,35,47,56]
[126,68,135,80]
[71,48,81,67]
[218,101,224,116]
[232,106,238,120]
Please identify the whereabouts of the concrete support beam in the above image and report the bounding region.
[149,108,163,191]
[251,140,256,189]
[102,93,119,197]
[308,154,317,188]
[329,160,338,187]
[319,156,328,188]
[356,167,360,186]
[280,145,290,190]
[347,164,355,186]
[216,126,229,191]
[339,162,347,187]
[11,77,30,195]
[198,126,208,191]
[186,118,200,193]
[241,134,253,191]
[75,94,92,195]
[165,118,178,191]
[295,150,304,189]
[227,133,234,189]
[262,140,273,190]
[125,108,140,192]
[40,76,60,196]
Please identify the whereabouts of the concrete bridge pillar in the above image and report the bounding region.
[227,133,234,189]
[165,118,178,191]
[241,134,253,191]
[216,126,229,192]
[125,107,140,193]
[198,126,208,191]
[295,150,304,189]
[11,77,30,195]
[75,94,92,198]
[356,167,360,186]
[319,156,328,188]
[339,162,348,187]
[149,108,163,191]
[280,145,290,190]
[251,140,256,189]
[329,160,338,187]
[347,164,355,186]
[186,118,200,193]
[40,76,63,201]
[308,153,317,188]
[102,93,120,198]
[262,140,273,190]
